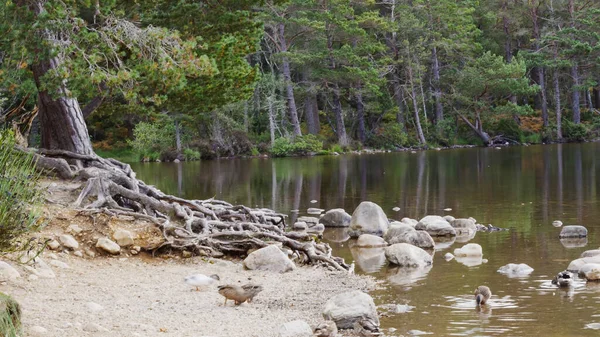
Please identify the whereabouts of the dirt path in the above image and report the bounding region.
[3,252,375,337]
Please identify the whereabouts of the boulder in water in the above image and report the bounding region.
[348,202,389,238]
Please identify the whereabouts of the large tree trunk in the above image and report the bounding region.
[332,85,348,147]
[571,64,581,124]
[174,118,182,152]
[278,23,302,137]
[431,46,443,123]
[531,2,548,127]
[302,68,320,135]
[554,66,562,140]
[355,85,366,143]
[392,72,407,131]
[593,86,600,109]
[33,64,94,155]
[407,65,426,145]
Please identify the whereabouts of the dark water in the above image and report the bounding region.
[131,143,600,336]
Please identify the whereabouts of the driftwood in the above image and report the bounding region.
[28,148,349,271]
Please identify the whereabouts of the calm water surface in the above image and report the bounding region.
[131,143,600,336]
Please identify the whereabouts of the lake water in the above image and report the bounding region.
[131,143,600,336]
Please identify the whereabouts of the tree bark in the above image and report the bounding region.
[355,85,366,143]
[531,2,548,126]
[278,23,302,137]
[332,85,348,147]
[407,65,426,145]
[302,68,320,135]
[594,86,600,109]
[431,46,443,123]
[174,118,182,152]
[571,64,581,124]
[554,66,562,140]
[392,72,407,131]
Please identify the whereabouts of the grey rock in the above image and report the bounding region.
[559,225,587,238]
[415,219,456,237]
[400,218,418,227]
[320,209,352,228]
[322,291,378,329]
[552,220,563,227]
[384,243,433,268]
[46,240,60,250]
[581,264,600,281]
[0,261,20,281]
[348,201,389,238]
[567,256,600,272]
[73,251,83,258]
[453,243,483,257]
[384,225,435,249]
[497,263,534,276]
[443,215,455,222]
[67,224,83,234]
[307,208,324,215]
[112,229,135,247]
[581,249,600,258]
[96,238,121,255]
[292,222,307,231]
[243,245,295,273]
[59,234,79,249]
[278,320,313,337]
[355,234,387,248]
[297,216,319,226]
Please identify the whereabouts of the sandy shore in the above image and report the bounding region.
[3,252,376,337]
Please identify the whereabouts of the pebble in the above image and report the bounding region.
[49,260,70,269]
[96,237,121,254]
[443,208,452,211]
[310,200,318,203]
[59,234,79,249]
[29,326,48,335]
[444,253,454,261]
[85,249,96,258]
[47,240,60,250]
[0,261,21,280]
[553,220,563,227]
[392,207,401,212]
[73,251,83,258]
[83,322,108,332]
[113,229,135,247]
[85,301,104,312]
[67,224,83,234]
[181,251,192,258]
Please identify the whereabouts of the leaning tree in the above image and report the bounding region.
[0,0,349,270]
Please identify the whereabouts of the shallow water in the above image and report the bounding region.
[131,143,600,336]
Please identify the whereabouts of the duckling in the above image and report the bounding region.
[314,320,337,337]
[353,317,382,337]
[474,285,492,305]
[184,274,220,291]
[218,283,263,306]
[552,270,574,287]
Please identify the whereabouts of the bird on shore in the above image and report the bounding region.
[353,317,382,337]
[218,283,263,306]
[314,320,337,337]
[474,285,492,305]
[184,274,220,291]
[552,270,574,287]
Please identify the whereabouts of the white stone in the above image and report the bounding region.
[310,200,318,203]
[292,222,307,231]
[85,301,104,312]
[384,243,433,268]
[384,224,435,249]
[415,218,456,237]
[278,320,313,337]
[552,220,563,227]
[73,251,83,258]
[400,218,418,227]
[582,264,600,281]
[497,263,534,276]
[581,249,600,258]
[47,240,60,250]
[96,238,121,255]
[67,224,83,234]
[113,229,135,247]
[49,260,69,269]
[355,234,387,248]
[392,207,401,212]
[243,245,295,273]
[30,326,48,335]
[348,201,389,237]
[59,234,79,249]
[307,208,324,215]
[85,249,96,258]
[453,243,483,257]
[444,253,454,261]
[568,256,600,273]
[443,208,452,211]
[0,261,20,281]
[322,291,379,329]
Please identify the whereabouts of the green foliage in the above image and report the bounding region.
[0,130,44,253]
[562,120,590,142]
[183,148,202,161]
[94,147,139,163]
[0,292,21,337]
[367,123,409,150]
[271,135,323,157]
[128,121,175,158]
[433,118,458,146]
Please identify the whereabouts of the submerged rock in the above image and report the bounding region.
[355,234,387,248]
[559,225,588,238]
[350,246,386,274]
[322,291,378,329]
[386,265,432,286]
[497,263,534,276]
[320,209,351,228]
[348,202,389,238]
[453,243,483,257]
[384,243,433,268]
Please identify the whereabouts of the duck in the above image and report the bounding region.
[353,317,382,337]
[184,274,220,291]
[552,270,574,287]
[313,320,337,337]
[474,285,492,305]
[218,283,263,306]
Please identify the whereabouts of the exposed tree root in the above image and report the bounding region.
[29,148,350,271]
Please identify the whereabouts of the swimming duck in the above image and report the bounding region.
[313,320,337,337]
[184,274,220,291]
[474,285,492,305]
[552,270,574,287]
[218,283,263,306]
[353,317,382,337]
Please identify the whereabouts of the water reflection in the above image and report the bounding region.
[131,143,600,336]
